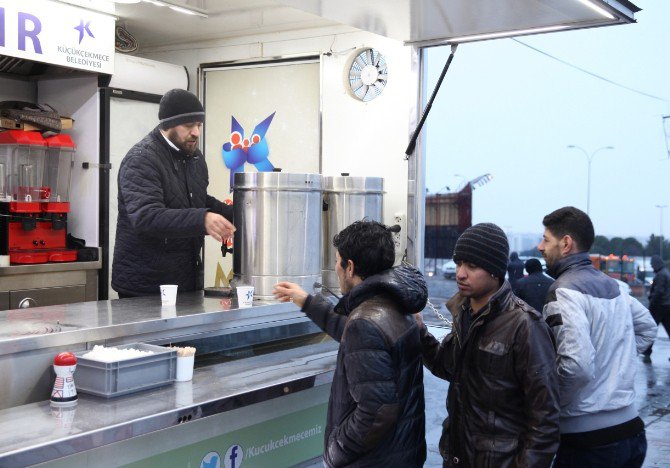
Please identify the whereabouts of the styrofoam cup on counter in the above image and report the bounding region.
[175,355,194,382]
[0,255,10,267]
[236,286,254,308]
[160,284,178,306]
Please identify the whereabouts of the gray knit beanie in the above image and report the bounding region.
[158,89,205,129]
[453,223,509,278]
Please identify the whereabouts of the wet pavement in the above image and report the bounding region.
[422,276,670,467]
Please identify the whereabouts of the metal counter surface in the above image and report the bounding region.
[0,293,309,355]
[0,340,338,466]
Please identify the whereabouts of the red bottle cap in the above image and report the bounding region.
[54,352,77,366]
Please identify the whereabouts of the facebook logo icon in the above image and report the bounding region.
[224,444,244,468]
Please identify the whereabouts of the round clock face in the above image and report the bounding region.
[346,48,388,102]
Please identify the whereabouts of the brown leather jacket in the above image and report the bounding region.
[421,281,560,468]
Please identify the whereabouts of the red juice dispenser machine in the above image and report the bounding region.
[0,130,77,264]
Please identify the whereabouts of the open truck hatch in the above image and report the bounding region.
[108,0,639,50]
[276,0,639,44]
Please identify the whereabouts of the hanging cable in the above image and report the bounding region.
[511,38,670,104]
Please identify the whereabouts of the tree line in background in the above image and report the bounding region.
[521,234,670,259]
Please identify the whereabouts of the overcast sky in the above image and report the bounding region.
[424,0,670,240]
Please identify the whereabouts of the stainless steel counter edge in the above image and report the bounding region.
[0,341,338,466]
[0,294,308,355]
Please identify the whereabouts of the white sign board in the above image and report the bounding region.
[0,0,114,74]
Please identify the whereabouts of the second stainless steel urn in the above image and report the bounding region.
[322,175,384,294]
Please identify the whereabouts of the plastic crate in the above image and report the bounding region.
[75,343,177,398]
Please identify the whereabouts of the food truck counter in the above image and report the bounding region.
[0,294,336,467]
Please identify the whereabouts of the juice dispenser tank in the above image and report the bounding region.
[0,130,47,208]
[43,135,74,212]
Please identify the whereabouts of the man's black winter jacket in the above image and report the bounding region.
[513,271,554,312]
[112,127,232,296]
[649,266,670,309]
[301,265,428,467]
[421,281,560,468]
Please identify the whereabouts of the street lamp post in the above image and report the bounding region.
[657,204,667,259]
[567,145,614,216]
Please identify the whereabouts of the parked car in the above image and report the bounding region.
[442,260,457,279]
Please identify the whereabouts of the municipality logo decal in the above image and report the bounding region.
[74,19,94,44]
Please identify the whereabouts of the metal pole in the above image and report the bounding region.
[657,204,667,259]
[586,156,592,216]
[567,145,614,216]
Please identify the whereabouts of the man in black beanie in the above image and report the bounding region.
[112,88,235,298]
[418,222,560,467]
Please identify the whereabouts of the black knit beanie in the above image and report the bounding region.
[453,223,509,278]
[158,89,205,129]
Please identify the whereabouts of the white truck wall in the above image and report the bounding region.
[139,28,420,261]
[38,76,100,247]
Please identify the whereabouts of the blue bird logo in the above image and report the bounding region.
[200,451,221,468]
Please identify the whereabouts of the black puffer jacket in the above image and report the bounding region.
[649,266,670,309]
[301,264,428,467]
[513,272,554,312]
[421,281,560,468]
[112,127,232,296]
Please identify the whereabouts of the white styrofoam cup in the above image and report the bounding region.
[175,355,194,382]
[236,286,254,308]
[160,284,178,306]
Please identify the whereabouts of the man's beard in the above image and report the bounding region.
[174,138,197,155]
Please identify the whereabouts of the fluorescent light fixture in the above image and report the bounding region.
[169,5,199,15]
[141,0,208,17]
[448,25,570,43]
[576,0,616,19]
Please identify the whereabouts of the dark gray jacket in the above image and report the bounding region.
[112,127,232,296]
[302,264,428,467]
[649,266,670,309]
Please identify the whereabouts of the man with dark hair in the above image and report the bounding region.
[642,254,670,362]
[538,206,657,467]
[112,88,235,298]
[273,220,427,467]
[513,258,553,312]
[418,223,560,467]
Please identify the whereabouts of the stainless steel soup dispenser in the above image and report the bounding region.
[233,172,323,299]
[322,175,384,294]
